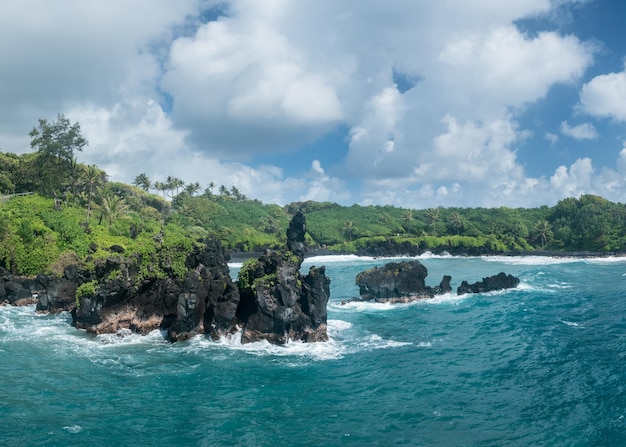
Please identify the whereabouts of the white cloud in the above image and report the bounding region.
[0,0,202,151]
[162,8,344,156]
[438,26,592,109]
[579,65,626,121]
[545,132,559,144]
[70,98,350,205]
[618,146,626,174]
[560,120,598,139]
[550,157,593,196]
[2,0,620,209]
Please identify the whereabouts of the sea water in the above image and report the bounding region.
[2,255,626,446]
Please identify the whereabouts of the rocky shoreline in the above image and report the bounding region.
[1,212,330,345]
[2,213,622,344]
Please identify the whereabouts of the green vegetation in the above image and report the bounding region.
[1,115,625,278]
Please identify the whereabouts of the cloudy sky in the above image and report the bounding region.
[2,0,626,208]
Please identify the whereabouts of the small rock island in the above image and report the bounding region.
[342,260,519,304]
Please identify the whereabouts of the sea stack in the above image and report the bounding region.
[235,211,331,344]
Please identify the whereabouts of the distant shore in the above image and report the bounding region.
[227,247,626,263]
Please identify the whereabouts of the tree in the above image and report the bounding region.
[95,190,130,225]
[533,220,553,248]
[153,181,166,198]
[402,209,414,235]
[29,113,88,194]
[343,220,355,241]
[208,181,216,195]
[449,212,465,235]
[184,181,201,197]
[425,208,440,234]
[133,173,151,192]
[82,164,104,222]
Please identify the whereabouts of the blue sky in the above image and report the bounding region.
[1,0,626,208]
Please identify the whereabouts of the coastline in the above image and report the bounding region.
[227,247,626,263]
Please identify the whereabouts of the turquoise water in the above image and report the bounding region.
[2,255,626,446]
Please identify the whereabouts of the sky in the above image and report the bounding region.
[2,0,626,208]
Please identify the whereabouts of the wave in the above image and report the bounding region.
[482,254,626,266]
[178,318,415,363]
[583,256,626,265]
[482,255,585,266]
[330,292,471,311]
[560,319,584,328]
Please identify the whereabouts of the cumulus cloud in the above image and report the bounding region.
[0,0,201,151]
[161,5,345,157]
[579,64,626,121]
[560,120,598,139]
[2,0,619,208]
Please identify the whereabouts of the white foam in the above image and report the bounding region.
[63,425,83,434]
[303,254,376,264]
[482,255,582,266]
[186,329,346,361]
[483,254,626,266]
[332,292,472,310]
[546,282,572,289]
[584,256,626,265]
[327,319,353,332]
[94,329,167,346]
[560,319,584,328]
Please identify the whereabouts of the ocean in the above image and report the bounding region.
[2,254,626,446]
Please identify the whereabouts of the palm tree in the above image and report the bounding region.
[133,173,151,192]
[95,190,129,225]
[82,164,104,222]
[343,220,355,241]
[231,185,246,201]
[67,157,81,197]
[402,209,414,235]
[185,181,201,197]
[208,181,216,195]
[449,212,465,235]
[425,208,440,234]
[153,181,166,198]
[533,220,553,248]
[173,177,185,195]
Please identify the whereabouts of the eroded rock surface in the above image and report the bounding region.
[345,261,518,304]
[236,211,330,344]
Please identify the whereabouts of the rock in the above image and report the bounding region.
[235,213,330,344]
[457,272,520,295]
[34,274,77,313]
[73,238,240,341]
[346,260,449,304]
[5,212,328,346]
[286,210,307,258]
[109,244,125,254]
[345,262,518,304]
[2,279,34,305]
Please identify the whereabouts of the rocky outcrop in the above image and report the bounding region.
[344,261,518,304]
[72,238,240,342]
[3,212,329,346]
[235,211,330,344]
[0,267,75,310]
[342,260,451,304]
[456,272,520,295]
